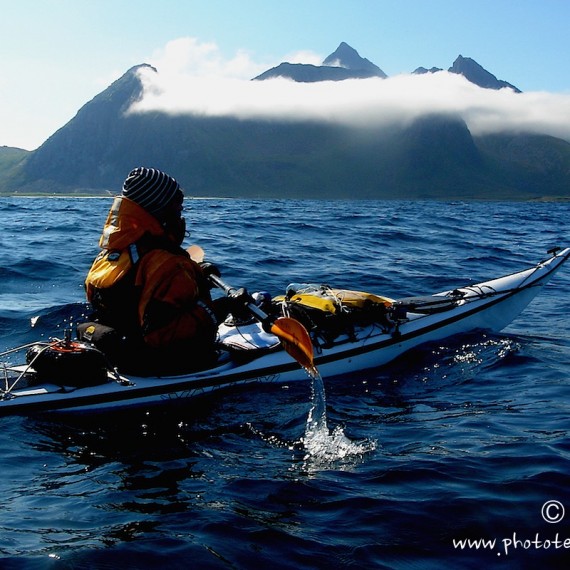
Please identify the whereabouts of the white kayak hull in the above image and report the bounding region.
[1,248,569,416]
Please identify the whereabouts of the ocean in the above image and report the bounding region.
[1,197,569,569]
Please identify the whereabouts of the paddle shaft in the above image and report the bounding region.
[189,245,267,321]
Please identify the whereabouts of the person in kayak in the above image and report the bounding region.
[84,166,245,374]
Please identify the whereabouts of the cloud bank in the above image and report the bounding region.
[129,38,570,142]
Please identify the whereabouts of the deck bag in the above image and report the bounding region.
[26,340,109,387]
[76,321,123,365]
[274,285,393,346]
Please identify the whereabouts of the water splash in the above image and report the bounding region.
[302,368,376,465]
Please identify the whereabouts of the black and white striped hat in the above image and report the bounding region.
[122,167,182,216]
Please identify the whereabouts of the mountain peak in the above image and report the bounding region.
[449,55,521,92]
[253,42,386,82]
[323,42,387,77]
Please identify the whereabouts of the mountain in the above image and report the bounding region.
[449,55,521,92]
[322,42,387,77]
[413,66,443,75]
[0,146,29,189]
[253,42,387,82]
[14,64,155,193]
[413,56,521,92]
[255,43,519,93]
[1,45,569,200]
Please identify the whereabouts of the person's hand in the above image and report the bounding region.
[229,287,251,306]
[252,291,271,308]
[212,288,253,322]
[229,287,255,319]
[200,262,221,279]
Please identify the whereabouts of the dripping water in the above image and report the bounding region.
[302,366,376,465]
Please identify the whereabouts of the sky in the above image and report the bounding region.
[1,0,570,151]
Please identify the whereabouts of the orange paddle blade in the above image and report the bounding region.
[270,317,316,375]
[186,245,205,263]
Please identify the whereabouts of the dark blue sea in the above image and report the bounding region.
[1,197,570,569]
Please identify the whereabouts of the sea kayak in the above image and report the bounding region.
[1,247,568,416]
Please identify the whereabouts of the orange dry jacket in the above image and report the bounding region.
[85,197,217,350]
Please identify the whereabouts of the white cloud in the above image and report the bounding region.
[131,38,570,142]
[148,37,268,80]
[283,50,323,66]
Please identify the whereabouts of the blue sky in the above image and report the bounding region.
[2,0,569,150]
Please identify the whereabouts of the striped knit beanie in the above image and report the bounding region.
[122,167,181,216]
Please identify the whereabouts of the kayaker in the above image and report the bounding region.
[84,166,246,374]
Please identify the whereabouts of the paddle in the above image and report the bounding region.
[187,246,317,375]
